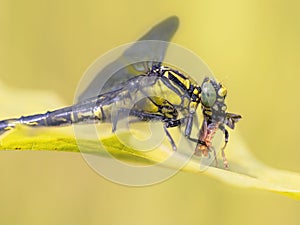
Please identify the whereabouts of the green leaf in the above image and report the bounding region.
[1,81,300,201]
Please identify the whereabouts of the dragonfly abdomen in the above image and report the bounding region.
[0,104,109,135]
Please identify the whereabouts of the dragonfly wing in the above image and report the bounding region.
[78,16,179,101]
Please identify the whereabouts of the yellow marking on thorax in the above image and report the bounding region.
[189,102,198,113]
[184,79,191,90]
[193,88,199,95]
[166,70,190,89]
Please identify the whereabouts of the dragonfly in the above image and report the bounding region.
[0,16,241,167]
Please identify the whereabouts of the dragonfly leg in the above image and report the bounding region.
[179,116,207,146]
[111,107,179,151]
[111,108,129,133]
[163,125,177,151]
[164,118,181,128]
[187,137,207,146]
[100,107,106,121]
[184,114,193,137]
[219,125,229,168]
[211,145,218,167]
[111,112,118,133]
[222,128,229,149]
[164,118,209,151]
[165,117,207,146]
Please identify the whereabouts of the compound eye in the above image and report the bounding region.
[201,81,216,107]
[218,85,227,97]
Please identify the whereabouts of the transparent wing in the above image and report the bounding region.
[78,16,179,101]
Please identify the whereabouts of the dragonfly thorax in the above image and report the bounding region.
[148,65,203,115]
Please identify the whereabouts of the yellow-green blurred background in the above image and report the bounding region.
[1,0,300,224]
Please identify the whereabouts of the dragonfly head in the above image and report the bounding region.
[200,77,228,121]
